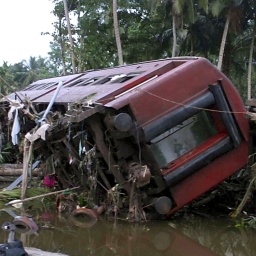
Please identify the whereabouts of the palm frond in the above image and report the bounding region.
[211,0,226,17]
[198,0,209,14]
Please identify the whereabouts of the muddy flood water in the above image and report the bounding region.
[0,206,256,256]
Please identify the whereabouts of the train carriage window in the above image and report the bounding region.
[93,72,144,85]
[65,79,84,87]
[44,83,58,89]
[110,72,144,83]
[150,111,218,168]
[65,77,103,87]
[23,84,40,91]
[94,75,119,84]
[78,77,103,86]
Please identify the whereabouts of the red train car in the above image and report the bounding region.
[6,57,250,219]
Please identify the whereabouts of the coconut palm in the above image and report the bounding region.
[247,21,256,100]
[113,0,124,65]
[150,0,208,57]
[63,0,76,73]
[210,0,245,71]
[247,0,256,100]
[10,56,53,88]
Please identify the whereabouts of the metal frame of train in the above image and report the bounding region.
[6,57,252,217]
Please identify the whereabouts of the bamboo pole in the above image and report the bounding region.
[6,186,80,206]
[21,138,33,200]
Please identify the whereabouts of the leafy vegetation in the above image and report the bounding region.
[0,188,53,208]
[0,143,12,164]
[0,0,255,100]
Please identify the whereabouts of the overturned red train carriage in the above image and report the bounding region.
[7,57,251,218]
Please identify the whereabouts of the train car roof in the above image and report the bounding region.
[8,57,200,105]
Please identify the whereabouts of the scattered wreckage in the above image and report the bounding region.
[0,57,255,221]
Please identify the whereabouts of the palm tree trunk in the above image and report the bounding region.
[172,13,177,57]
[63,0,76,73]
[58,17,67,75]
[113,0,124,65]
[77,0,83,73]
[247,20,256,100]
[190,33,194,56]
[217,11,230,71]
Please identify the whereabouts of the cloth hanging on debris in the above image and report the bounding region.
[11,109,20,145]
[7,100,24,121]
[25,124,50,142]
[8,100,24,146]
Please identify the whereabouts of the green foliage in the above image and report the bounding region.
[235,216,256,229]
[211,0,227,17]
[0,144,12,164]
[0,188,52,208]
[0,0,255,99]
[0,56,56,92]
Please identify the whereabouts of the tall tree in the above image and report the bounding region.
[171,1,178,57]
[113,0,124,65]
[63,0,76,73]
[150,0,204,57]
[211,0,245,71]
[57,15,67,75]
[247,22,256,99]
[247,0,256,100]
[172,0,196,56]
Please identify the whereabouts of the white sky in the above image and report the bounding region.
[0,0,56,65]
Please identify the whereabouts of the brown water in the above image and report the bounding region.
[0,207,255,256]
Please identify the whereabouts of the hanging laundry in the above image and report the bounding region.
[8,100,24,145]
[11,109,20,145]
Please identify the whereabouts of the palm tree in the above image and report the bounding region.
[169,0,189,57]
[63,0,76,73]
[113,0,124,65]
[247,22,256,100]
[21,56,53,86]
[172,1,178,57]
[247,0,256,100]
[211,0,244,71]
[58,16,67,75]
[151,0,207,57]
[52,1,67,75]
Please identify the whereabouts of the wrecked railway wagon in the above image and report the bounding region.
[3,57,251,220]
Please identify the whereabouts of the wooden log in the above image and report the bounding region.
[0,176,17,182]
[0,164,23,169]
[0,165,39,176]
[21,138,34,200]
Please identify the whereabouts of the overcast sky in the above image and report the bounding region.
[0,0,56,65]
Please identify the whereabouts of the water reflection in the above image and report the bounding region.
[0,209,255,256]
